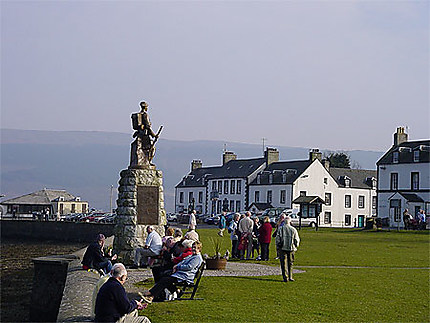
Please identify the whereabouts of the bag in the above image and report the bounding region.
[272,229,278,238]
[237,235,248,251]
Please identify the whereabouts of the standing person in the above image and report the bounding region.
[218,211,227,237]
[82,233,117,274]
[276,215,300,282]
[403,209,412,229]
[274,213,286,259]
[252,217,261,260]
[259,216,272,261]
[133,226,162,268]
[188,210,197,231]
[419,209,426,229]
[238,211,254,260]
[228,213,240,258]
[94,263,150,323]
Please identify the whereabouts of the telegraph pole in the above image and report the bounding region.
[262,137,267,154]
[110,185,113,214]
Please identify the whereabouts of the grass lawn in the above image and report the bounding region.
[138,228,429,322]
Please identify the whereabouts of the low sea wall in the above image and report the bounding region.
[0,220,115,242]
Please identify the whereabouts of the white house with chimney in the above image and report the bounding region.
[377,127,429,228]
[249,149,377,228]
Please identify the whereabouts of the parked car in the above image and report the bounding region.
[96,213,117,224]
[167,213,177,222]
[204,215,220,225]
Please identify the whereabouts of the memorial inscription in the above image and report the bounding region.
[137,185,159,224]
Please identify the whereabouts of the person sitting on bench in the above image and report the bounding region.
[140,241,203,303]
[82,233,117,275]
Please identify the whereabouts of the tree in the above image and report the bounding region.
[326,152,351,168]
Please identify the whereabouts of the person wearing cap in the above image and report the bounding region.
[275,215,300,282]
[94,263,150,323]
[82,233,117,275]
[133,226,162,268]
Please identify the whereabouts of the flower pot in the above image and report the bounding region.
[205,258,227,270]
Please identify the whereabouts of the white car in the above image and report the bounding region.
[284,209,317,227]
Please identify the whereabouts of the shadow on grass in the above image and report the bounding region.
[229,276,284,283]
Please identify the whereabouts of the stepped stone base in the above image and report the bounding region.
[113,168,166,265]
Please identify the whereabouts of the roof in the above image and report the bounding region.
[292,196,325,204]
[1,189,82,205]
[176,158,266,188]
[377,140,430,165]
[328,168,377,189]
[389,192,425,203]
[249,159,313,185]
[248,202,273,211]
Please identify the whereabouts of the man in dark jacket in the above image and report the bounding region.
[95,263,150,323]
[82,233,117,274]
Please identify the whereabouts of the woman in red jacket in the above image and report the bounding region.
[258,216,273,261]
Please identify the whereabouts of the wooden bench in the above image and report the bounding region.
[174,261,205,301]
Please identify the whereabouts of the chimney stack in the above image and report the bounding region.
[394,127,408,146]
[265,147,279,165]
[191,160,202,171]
[309,148,322,161]
[223,151,237,165]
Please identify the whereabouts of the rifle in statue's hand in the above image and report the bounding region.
[152,126,163,146]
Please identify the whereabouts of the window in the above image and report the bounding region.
[255,191,260,203]
[59,203,64,215]
[218,181,222,194]
[324,178,328,184]
[345,214,351,226]
[325,193,332,206]
[236,200,241,212]
[211,201,216,214]
[280,190,286,204]
[198,191,203,203]
[300,191,306,197]
[224,181,229,194]
[230,180,235,194]
[358,196,365,208]
[267,190,272,203]
[414,150,420,162]
[393,151,399,163]
[411,172,419,190]
[212,181,217,191]
[71,203,76,213]
[344,178,350,187]
[390,173,398,190]
[324,212,331,224]
[188,192,193,203]
[82,204,87,214]
[345,195,351,208]
[237,180,242,194]
[372,196,377,209]
[217,200,222,214]
[230,200,235,212]
[179,192,184,203]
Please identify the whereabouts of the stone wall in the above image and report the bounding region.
[0,220,115,242]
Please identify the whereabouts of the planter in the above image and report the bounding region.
[205,258,227,270]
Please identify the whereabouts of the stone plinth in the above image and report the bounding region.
[113,168,166,264]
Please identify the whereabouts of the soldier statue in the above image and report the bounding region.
[129,101,162,169]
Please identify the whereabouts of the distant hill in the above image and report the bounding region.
[0,129,384,212]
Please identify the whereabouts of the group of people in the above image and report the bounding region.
[226,210,300,282]
[82,225,204,323]
[403,208,427,230]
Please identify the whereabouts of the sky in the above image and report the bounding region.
[1,1,429,152]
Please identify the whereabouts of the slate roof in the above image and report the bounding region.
[250,159,313,185]
[1,189,81,205]
[328,168,377,189]
[394,193,424,203]
[292,196,325,204]
[377,140,430,165]
[175,158,266,188]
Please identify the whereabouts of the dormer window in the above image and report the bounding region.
[282,172,287,183]
[59,196,64,202]
[393,151,399,163]
[414,150,420,162]
[345,178,350,187]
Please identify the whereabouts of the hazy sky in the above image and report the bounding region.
[1,1,428,151]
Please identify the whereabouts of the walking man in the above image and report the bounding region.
[275,215,300,282]
[218,211,227,237]
[188,210,197,231]
[238,211,254,260]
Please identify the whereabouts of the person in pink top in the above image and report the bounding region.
[258,216,273,261]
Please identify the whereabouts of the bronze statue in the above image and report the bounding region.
[129,101,162,169]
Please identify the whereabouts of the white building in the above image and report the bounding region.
[174,148,279,214]
[377,127,430,228]
[249,149,377,228]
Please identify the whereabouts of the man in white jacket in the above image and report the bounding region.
[275,215,300,282]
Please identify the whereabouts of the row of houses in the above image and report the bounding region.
[175,127,429,228]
